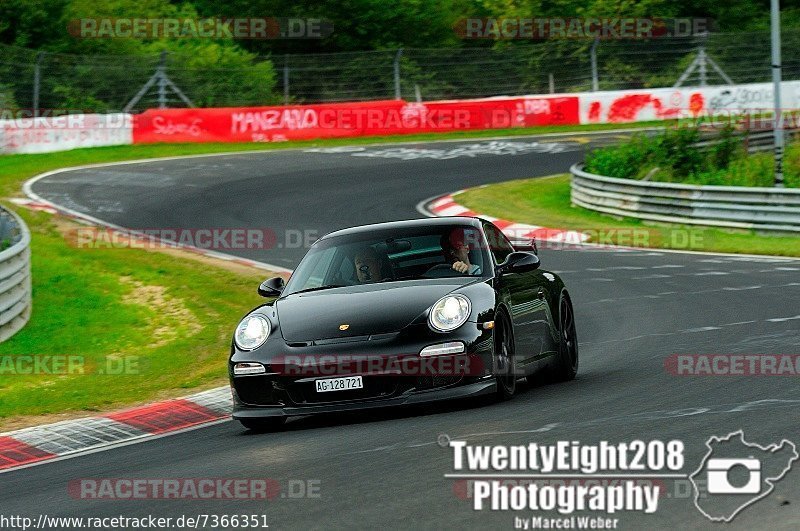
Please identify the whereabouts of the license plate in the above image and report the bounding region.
[315,376,363,393]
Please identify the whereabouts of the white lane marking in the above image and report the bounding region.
[766,315,800,323]
[632,274,671,280]
[719,256,799,263]
[694,271,729,276]
[350,444,401,454]
[582,314,798,345]
[347,141,578,160]
[407,441,439,448]
[652,265,685,269]
[586,266,646,271]
[583,282,796,306]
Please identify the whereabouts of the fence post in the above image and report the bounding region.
[590,37,599,91]
[32,52,44,117]
[157,51,168,109]
[698,47,708,87]
[394,48,403,99]
[549,73,555,94]
[283,55,290,105]
[771,0,785,187]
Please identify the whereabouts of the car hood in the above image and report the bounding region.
[276,279,471,342]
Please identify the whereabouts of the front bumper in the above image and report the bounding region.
[232,377,496,419]
[230,321,496,419]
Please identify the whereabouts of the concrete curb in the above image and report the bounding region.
[0,387,232,473]
[421,190,590,244]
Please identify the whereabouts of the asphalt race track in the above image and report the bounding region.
[8,134,800,529]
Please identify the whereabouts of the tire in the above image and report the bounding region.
[239,417,286,432]
[551,291,579,382]
[494,313,517,400]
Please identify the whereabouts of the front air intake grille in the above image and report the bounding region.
[234,375,283,406]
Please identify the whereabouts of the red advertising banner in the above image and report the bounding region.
[132,97,579,144]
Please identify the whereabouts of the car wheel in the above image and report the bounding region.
[494,314,517,400]
[239,417,286,432]
[552,291,579,382]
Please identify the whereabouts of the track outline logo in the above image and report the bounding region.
[689,430,798,522]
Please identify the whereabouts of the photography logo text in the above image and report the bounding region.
[446,439,682,529]
[445,433,798,526]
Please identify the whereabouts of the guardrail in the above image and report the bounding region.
[0,205,32,342]
[570,164,800,233]
[694,128,800,153]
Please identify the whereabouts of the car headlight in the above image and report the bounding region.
[428,295,471,332]
[234,314,271,350]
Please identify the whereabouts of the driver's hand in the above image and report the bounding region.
[451,261,470,273]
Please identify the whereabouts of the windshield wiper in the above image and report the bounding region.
[290,284,347,295]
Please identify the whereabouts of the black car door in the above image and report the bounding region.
[484,223,549,367]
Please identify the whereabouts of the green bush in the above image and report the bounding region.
[710,124,742,170]
[582,135,652,179]
[584,126,796,188]
[650,127,703,178]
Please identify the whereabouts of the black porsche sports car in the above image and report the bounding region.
[229,217,578,431]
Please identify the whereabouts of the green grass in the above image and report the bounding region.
[456,174,800,257]
[0,208,269,424]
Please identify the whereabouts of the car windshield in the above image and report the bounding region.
[283,224,490,295]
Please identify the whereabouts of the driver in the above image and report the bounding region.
[354,247,385,283]
[441,228,481,275]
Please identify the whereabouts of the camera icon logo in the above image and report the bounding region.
[706,458,761,494]
[690,430,798,522]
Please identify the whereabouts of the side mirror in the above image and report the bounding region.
[498,251,540,274]
[258,277,285,297]
[510,238,538,256]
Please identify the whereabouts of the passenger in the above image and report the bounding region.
[354,247,385,283]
